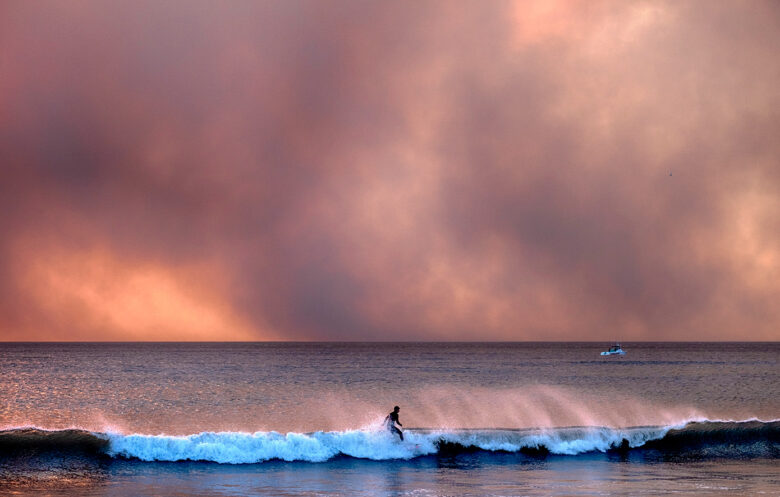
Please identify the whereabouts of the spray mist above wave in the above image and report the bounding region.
[0,385,735,434]
[362,385,712,431]
[1,419,777,464]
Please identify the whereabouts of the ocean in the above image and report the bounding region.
[0,342,778,496]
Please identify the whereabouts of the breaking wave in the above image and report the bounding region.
[1,419,777,464]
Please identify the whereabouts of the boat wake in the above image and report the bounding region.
[1,419,777,464]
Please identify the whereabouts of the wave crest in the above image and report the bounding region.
[1,420,777,464]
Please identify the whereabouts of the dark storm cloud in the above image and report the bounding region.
[0,1,778,340]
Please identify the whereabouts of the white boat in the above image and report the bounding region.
[600,343,625,356]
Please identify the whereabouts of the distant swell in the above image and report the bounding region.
[1,420,777,464]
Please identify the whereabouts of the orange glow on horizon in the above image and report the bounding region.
[10,243,269,341]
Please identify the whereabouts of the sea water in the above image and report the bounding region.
[0,342,778,496]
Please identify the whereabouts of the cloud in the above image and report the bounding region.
[8,242,261,341]
[0,0,778,340]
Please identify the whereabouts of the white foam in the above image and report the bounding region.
[105,428,436,463]
[103,424,678,463]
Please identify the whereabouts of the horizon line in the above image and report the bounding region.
[1,340,777,344]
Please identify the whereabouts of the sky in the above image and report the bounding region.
[1,0,778,341]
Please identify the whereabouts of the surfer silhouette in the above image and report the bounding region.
[385,406,404,441]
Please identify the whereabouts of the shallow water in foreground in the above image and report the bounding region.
[2,452,779,496]
[0,342,778,495]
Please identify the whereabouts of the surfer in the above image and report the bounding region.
[385,406,404,441]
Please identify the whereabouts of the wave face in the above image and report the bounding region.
[0,428,109,456]
[1,420,777,464]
